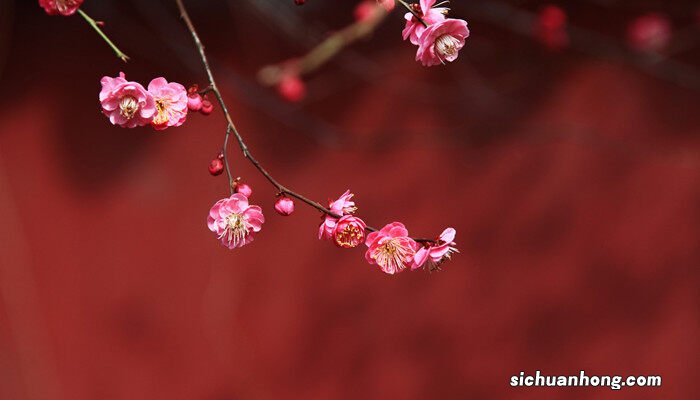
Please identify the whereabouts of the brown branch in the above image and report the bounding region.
[174,0,436,245]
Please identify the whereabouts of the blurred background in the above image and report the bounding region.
[0,0,698,399]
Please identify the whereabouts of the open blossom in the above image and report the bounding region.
[207,193,265,249]
[416,18,470,67]
[147,78,188,130]
[412,227,458,271]
[100,72,156,128]
[319,190,358,240]
[365,222,418,275]
[333,215,366,248]
[403,0,448,45]
[329,190,357,215]
[39,0,84,16]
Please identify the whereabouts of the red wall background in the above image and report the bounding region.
[0,1,698,399]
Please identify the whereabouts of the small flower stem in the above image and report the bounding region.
[174,0,435,245]
[77,9,129,62]
[223,126,234,195]
[397,0,429,28]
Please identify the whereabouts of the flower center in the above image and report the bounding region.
[56,0,76,12]
[374,238,410,273]
[334,224,364,248]
[219,213,249,247]
[435,34,460,58]
[119,96,139,119]
[153,98,171,126]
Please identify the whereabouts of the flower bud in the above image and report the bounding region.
[234,182,253,198]
[274,197,295,216]
[200,96,214,115]
[208,157,224,176]
[187,86,203,112]
[277,76,306,102]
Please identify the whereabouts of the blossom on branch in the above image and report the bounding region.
[412,227,458,271]
[99,72,156,128]
[365,222,418,274]
[403,0,449,45]
[207,194,265,249]
[319,190,358,240]
[274,197,295,216]
[148,78,188,130]
[39,0,84,16]
[416,18,470,67]
[333,215,367,249]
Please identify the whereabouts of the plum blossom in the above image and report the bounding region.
[99,72,156,128]
[39,0,84,16]
[333,215,366,249]
[319,190,358,240]
[365,222,418,275]
[403,0,449,45]
[412,227,458,271]
[416,18,470,67]
[147,78,188,130]
[274,197,295,216]
[329,190,357,215]
[207,193,265,249]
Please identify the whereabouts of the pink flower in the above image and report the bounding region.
[147,78,188,130]
[365,222,418,275]
[627,13,671,52]
[99,72,156,128]
[39,0,84,16]
[207,193,265,249]
[412,227,458,271]
[319,190,358,240]
[319,215,338,241]
[333,215,366,248]
[329,190,357,215]
[274,197,295,216]
[416,18,470,67]
[403,0,448,45]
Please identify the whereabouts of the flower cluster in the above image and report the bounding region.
[402,0,470,66]
[317,191,458,274]
[99,73,210,130]
[206,188,458,275]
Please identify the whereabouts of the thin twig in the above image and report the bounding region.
[77,9,129,62]
[397,0,429,28]
[174,0,435,244]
